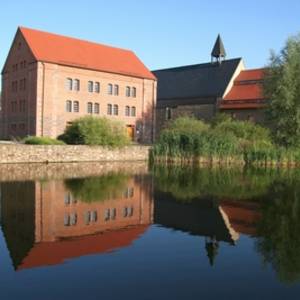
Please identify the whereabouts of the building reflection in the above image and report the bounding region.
[154,190,261,266]
[0,174,153,270]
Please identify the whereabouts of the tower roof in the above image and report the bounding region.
[211,34,226,59]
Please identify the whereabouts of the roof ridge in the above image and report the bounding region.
[19,26,133,54]
[152,58,242,72]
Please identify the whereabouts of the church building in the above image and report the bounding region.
[153,35,266,136]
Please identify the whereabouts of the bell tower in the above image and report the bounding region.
[211,34,226,64]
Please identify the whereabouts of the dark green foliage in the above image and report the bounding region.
[153,165,276,202]
[256,174,300,283]
[23,136,65,145]
[153,116,299,165]
[64,172,129,202]
[263,33,300,147]
[59,116,130,147]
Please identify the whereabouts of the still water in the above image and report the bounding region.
[0,162,300,299]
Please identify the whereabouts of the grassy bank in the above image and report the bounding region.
[152,116,300,167]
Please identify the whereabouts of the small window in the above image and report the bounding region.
[165,107,172,120]
[114,84,119,95]
[125,106,130,116]
[88,81,93,93]
[132,87,136,98]
[126,86,130,97]
[66,78,73,90]
[95,82,100,93]
[108,84,113,95]
[123,207,128,218]
[74,79,80,91]
[94,103,100,114]
[64,214,71,226]
[84,211,91,225]
[104,209,110,221]
[70,213,77,226]
[107,104,112,115]
[66,100,72,112]
[87,102,93,114]
[131,106,136,117]
[113,104,118,115]
[73,101,79,112]
[91,211,98,222]
[128,206,134,217]
[111,208,117,220]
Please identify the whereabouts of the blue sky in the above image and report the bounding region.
[0,0,300,74]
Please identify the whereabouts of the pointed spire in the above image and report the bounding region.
[211,34,226,63]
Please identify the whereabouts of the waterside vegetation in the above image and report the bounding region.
[152,116,300,166]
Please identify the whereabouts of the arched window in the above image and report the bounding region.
[113,104,119,115]
[87,102,93,114]
[125,106,130,116]
[66,78,73,90]
[94,103,100,114]
[132,87,136,97]
[66,100,72,112]
[108,84,113,95]
[114,84,119,95]
[73,101,79,112]
[95,82,100,93]
[131,106,136,117]
[126,86,130,97]
[107,104,112,115]
[74,79,80,91]
[88,81,93,92]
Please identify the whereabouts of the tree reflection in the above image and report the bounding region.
[256,176,300,284]
[64,172,129,202]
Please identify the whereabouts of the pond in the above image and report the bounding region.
[0,162,300,299]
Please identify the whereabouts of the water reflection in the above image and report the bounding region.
[0,165,153,270]
[1,163,300,292]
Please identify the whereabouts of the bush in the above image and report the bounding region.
[23,136,65,145]
[59,116,130,147]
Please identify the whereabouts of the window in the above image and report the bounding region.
[19,78,26,91]
[87,102,93,114]
[94,103,100,114]
[131,106,136,117]
[91,211,98,222]
[132,87,136,98]
[64,213,77,226]
[88,81,93,92]
[19,100,26,112]
[126,86,130,97]
[104,209,110,221]
[11,124,17,131]
[84,211,91,225]
[74,79,80,91]
[66,78,73,90]
[11,101,17,113]
[114,84,119,95]
[107,104,112,115]
[165,107,172,120]
[95,82,100,93]
[108,83,113,95]
[12,81,18,92]
[125,106,130,116]
[73,101,79,112]
[123,207,128,217]
[113,104,119,115]
[66,100,72,112]
[128,206,134,217]
[111,208,117,220]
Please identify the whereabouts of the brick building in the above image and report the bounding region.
[153,35,266,136]
[0,27,157,142]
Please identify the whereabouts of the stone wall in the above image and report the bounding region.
[0,145,150,164]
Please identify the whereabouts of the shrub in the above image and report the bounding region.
[59,116,130,147]
[23,136,65,145]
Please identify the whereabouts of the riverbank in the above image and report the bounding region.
[0,144,150,164]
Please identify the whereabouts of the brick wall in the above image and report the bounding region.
[0,145,150,164]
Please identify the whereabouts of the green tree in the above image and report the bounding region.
[263,33,300,147]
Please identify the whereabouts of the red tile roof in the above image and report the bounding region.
[220,68,266,109]
[19,27,156,80]
[17,225,149,271]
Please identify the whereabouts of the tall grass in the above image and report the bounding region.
[153,116,300,166]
